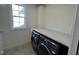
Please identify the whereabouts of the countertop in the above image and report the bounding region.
[32,28,72,47]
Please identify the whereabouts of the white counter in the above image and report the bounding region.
[32,28,72,47]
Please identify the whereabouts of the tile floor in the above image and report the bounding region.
[3,42,36,55]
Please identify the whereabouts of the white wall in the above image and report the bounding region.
[26,5,38,28]
[0,7,4,54]
[25,5,38,42]
[0,4,37,49]
[0,6,6,31]
[37,5,46,29]
[69,5,79,55]
[39,5,77,36]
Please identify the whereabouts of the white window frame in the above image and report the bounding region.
[11,4,26,30]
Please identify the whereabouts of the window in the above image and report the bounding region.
[12,4,25,28]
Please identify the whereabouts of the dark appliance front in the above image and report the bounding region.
[38,35,60,55]
[31,30,68,55]
[31,30,40,54]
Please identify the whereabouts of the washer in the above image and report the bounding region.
[38,35,60,55]
[31,30,40,54]
[31,30,68,55]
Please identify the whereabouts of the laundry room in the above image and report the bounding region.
[0,4,78,55]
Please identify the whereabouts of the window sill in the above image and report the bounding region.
[10,27,26,31]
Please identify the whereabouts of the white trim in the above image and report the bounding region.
[8,4,26,30]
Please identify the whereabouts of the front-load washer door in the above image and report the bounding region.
[38,43,51,55]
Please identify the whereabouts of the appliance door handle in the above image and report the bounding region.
[40,43,51,55]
